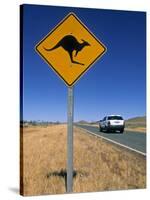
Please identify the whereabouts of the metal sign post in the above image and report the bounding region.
[67,86,74,193]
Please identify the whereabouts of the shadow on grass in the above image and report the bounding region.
[46,169,80,191]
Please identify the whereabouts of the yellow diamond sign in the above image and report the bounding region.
[35,13,106,86]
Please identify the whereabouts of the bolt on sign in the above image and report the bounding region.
[35,13,106,86]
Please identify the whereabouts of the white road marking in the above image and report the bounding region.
[77,126,146,156]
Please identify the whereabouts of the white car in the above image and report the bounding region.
[99,115,125,133]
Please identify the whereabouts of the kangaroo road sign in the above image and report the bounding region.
[35,13,106,87]
[35,12,106,193]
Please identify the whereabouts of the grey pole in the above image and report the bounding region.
[67,86,74,193]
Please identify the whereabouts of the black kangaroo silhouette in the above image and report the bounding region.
[44,35,90,65]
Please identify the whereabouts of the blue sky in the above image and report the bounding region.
[22,4,146,122]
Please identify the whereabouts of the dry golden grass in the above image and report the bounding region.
[21,124,146,196]
[125,127,146,133]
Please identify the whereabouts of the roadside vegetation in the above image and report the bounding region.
[21,124,146,196]
[125,116,146,133]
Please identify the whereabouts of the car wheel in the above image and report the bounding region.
[99,126,103,132]
[106,127,110,133]
[120,129,124,133]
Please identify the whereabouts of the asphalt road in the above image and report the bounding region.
[75,124,146,155]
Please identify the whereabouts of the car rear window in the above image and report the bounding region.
[108,116,123,120]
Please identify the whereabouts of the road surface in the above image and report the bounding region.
[75,124,146,155]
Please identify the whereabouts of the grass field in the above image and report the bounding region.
[20,124,146,196]
[125,116,146,132]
